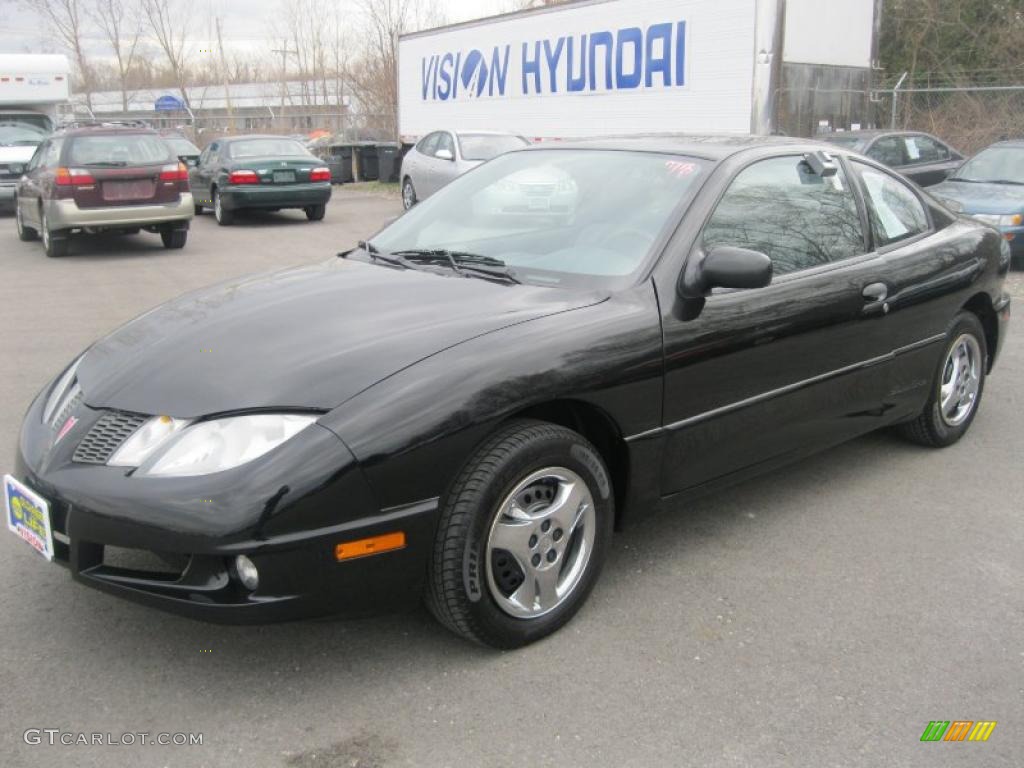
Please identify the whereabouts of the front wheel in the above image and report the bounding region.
[304,203,326,221]
[402,178,417,210]
[426,420,614,648]
[16,201,37,241]
[897,312,987,447]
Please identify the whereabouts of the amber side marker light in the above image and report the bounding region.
[335,531,406,561]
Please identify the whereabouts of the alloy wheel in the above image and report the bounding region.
[402,180,415,210]
[485,466,596,619]
[41,208,49,249]
[939,333,982,427]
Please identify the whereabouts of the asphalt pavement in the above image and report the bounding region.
[1,190,1022,768]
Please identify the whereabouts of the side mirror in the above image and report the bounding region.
[181,156,198,167]
[679,246,773,298]
[435,148,454,161]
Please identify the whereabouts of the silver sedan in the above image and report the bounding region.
[400,130,529,210]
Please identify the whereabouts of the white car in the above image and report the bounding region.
[400,130,529,210]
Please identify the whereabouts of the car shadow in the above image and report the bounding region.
[205,209,320,227]
[38,231,175,260]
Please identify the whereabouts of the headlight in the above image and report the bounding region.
[136,413,317,477]
[108,415,190,467]
[42,354,84,425]
[973,213,1023,227]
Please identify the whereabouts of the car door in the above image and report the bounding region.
[419,132,457,198]
[191,142,219,207]
[406,133,437,195]
[900,134,961,187]
[867,135,909,175]
[20,139,60,228]
[654,152,899,497]
[16,141,47,227]
[430,132,462,192]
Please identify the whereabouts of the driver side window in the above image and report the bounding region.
[703,155,866,277]
[435,132,455,158]
[417,133,440,156]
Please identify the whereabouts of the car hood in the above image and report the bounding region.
[76,258,607,418]
[930,180,1024,214]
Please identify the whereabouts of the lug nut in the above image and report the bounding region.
[541,520,551,533]
[546,550,557,563]
[553,528,563,542]
[531,553,541,567]
[529,534,538,549]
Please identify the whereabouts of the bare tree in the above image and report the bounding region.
[90,0,142,112]
[139,0,194,108]
[347,0,444,139]
[21,0,95,111]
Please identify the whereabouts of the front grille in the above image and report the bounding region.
[73,410,148,464]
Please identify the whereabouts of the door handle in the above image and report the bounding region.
[861,282,890,315]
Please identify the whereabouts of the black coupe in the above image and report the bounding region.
[8,137,1011,648]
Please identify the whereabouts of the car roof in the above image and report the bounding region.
[219,134,304,142]
[54,122,156,137]
[820,129,937,140]
[989,139,1024,149]
[521,134,814,161]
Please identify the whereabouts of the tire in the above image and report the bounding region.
[160,227,188,249]
[426,419,614,648]
[40,206,69,258]
[304,203,326,221]
[16,201,37,241]
[213,188,233,225]
[897,311,987,447]
[402,178,417,210]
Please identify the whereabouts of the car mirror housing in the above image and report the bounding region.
[679,246,773,299]
[435,149,454,161]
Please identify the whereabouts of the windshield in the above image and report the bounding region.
[370,149,708,289]
[165,137,199,155]
[228,138,311,158]
[67,134,172,165]
[823,136,865,151]
[458,133,529,161]
[953,146,1024,184]
[0,122,49,147]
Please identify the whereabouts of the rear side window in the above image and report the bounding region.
[703,155,865,276]
[67,134,171,166]
[228,138,309,158]
[854,162,930,247]
[867,137,906,167]
[905,135,950,163]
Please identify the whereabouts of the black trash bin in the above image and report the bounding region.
[328,145,354,183]
[354,143,379,181]
[376,142,401,183]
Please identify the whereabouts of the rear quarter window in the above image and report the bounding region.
[68,134,172,165]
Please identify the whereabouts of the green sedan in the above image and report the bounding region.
[190,135,332,225]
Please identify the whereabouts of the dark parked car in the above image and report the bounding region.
[8,137,1010,648]
[14,122,193,257]
[929,139,1024,266]
[821,130,963,187]
[189,134,331,224]
[160,132,201,167]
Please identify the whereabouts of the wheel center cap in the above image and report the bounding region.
[539,534,553,551]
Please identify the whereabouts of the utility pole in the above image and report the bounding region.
[270,40,297,132]
[215,16,235,132]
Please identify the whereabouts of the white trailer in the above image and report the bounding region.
[0,54,71,208]
[397,0,879,143]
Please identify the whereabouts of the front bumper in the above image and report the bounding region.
[13,387,436,623]
[45,193,194,230]
[220,183,331,211]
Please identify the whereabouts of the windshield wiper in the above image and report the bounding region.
[81,160,128,167]
[355,239,407,268]
[390,249,520,283]
[987,179,1024,186]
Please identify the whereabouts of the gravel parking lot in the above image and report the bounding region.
[1,190,1022,768]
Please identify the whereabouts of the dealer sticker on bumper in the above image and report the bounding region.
[4,474,54,561]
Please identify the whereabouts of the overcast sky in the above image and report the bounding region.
[0,0,514,58]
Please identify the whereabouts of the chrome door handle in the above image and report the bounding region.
[861,282,890,315]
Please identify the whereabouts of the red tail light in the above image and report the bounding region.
[159,162,189,182]
[55,167,96,186]
[228,170,259,185]
[310,166,331,182]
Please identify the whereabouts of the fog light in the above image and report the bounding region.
[234,555,259,591]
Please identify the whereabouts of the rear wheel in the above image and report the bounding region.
[426,419,614,648]
[213,188,233,225]
[160,227,188,249]
[402,178,417,210]
[304,204,326,221]
[194,203,204,215]
[16,201,37,241]
[897,312,987,447]
[40,206,69,258]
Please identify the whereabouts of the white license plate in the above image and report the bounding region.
[528,196,550,211]
[273,171,296,183]
[4,474,54,561]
